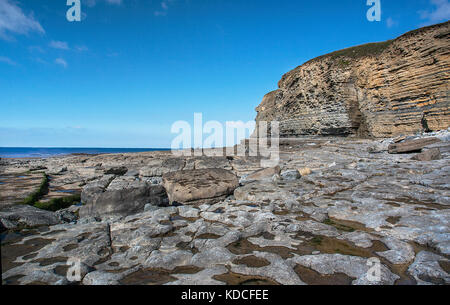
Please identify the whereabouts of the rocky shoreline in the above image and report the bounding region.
[1,130,449,285]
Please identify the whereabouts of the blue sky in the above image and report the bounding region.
[0,0,449,148]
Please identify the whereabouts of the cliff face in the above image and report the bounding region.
[255,21,450,138]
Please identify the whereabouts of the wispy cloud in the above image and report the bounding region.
[55,58,68,68]
[34,57,47,65]
[75,45,89,52]
[154,0,175,17]
[0,55,16,66]
[386,17,398,28]
[419,0,450,25]
[106,0,123,4]
[0,0,45,40]
[49,40,70,50]
[49,42,88,52]
[85,0,123,7]
[107,51,119,57]
[28,45,45,53]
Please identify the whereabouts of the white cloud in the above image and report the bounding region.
[0,55,16,65]
[419,0,450,25]
[49,40,70,50]
[55,58,68,68]
[0,0,45,40]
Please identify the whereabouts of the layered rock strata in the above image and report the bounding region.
[255,21,450,138]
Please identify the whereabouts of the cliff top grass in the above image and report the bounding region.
[305,39,394,66]
[323,40,393,60]
[301,20,449,67]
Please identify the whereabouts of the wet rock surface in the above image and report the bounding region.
[1,131,449,285]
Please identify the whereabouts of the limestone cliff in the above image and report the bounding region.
[255,21,450,138]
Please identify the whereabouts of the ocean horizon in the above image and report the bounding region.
[0,147,171,159]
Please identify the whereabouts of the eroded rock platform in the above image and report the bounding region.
[1,131,449,285]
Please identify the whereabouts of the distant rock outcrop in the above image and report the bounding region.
[255,21,449,138]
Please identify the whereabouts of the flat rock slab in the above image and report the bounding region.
[388,137,441,154]
[0,205,59,231]
[162,169,239,204]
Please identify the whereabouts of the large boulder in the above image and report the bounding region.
[162,168,239,204]
[411,148,442,161]
[79,176,167,217]
[0,205,59,231]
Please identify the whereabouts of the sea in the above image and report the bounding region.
[0,147,171,159]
